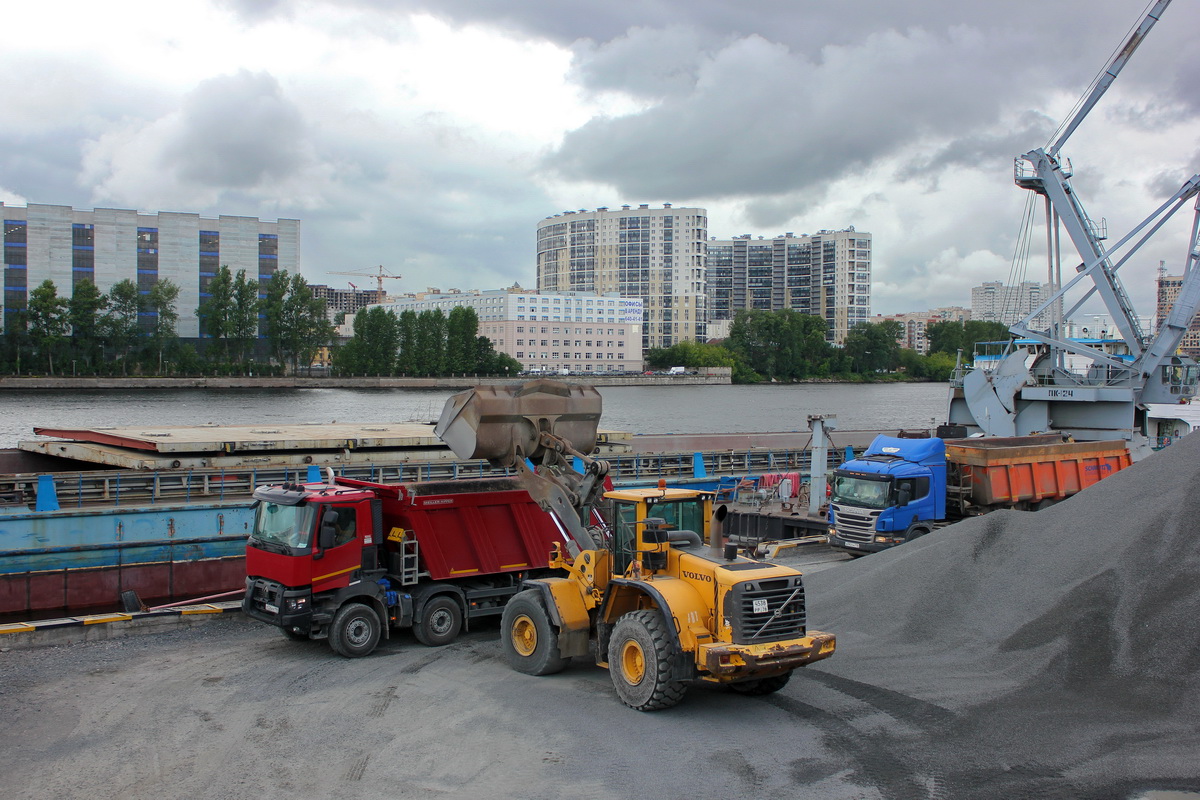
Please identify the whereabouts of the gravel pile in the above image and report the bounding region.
[805,430,1200,793]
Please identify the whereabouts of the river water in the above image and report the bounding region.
[0,382,950,449]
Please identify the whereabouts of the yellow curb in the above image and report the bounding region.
[0,622,36,634]
[83,614,133,625]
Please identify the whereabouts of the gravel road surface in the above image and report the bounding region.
[4,436,1199,799]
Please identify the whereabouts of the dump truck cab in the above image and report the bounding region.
[828,435,947,553]
[245,481,382,640]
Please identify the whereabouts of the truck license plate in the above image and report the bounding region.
[844,541,860,549]
[753,598,768,614]
[265,603,279,614]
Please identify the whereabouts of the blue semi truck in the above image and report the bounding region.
[826,433,1131,555]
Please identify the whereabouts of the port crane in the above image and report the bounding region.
[947,0,1200,449]
[329,265,403,295]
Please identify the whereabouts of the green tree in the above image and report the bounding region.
[68,279,108,373]
[104,279,142,375]
[197,265,235,360]
[726,309,831,380]
[926,320,1010,358]
[262,271,333,374]
[411,309,446,375]
[147,278,181,374]
[335,306,400,375]
[446,306,479,374]
[395,310,419,374]
[842,320,903,374]
[27,279,70,375]
[230,269,261,364]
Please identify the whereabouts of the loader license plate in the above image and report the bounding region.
[753,599,768,614]
[265,603,279,614]
[844,541,860,549]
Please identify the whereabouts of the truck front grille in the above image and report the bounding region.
[724,576,807,644]
[831,503,881,543]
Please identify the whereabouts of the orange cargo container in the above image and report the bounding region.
[945,435,1132,511]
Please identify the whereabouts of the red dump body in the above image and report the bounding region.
[946,436,1131,509]
[338,476,569,580]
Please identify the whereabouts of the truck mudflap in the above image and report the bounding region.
[698,631,836,680]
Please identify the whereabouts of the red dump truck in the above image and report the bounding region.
[242,475,575,656]
[828,433,1132,554]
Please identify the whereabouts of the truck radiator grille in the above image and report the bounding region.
[724,576,807,644]
[831,503,881,543]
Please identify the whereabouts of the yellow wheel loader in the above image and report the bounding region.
[436,380,835,711]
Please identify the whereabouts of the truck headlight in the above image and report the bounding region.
[285,597,309,612]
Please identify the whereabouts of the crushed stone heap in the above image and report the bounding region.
[805,430,1200,795]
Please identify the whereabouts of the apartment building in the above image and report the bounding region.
[706,228,871,344]
[875,306,971,354]
[535,204,707,351]
[1155,271,1200,359]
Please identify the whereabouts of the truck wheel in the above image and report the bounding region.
[329,602,381,658]
[728,671,792,695]
[280,626,309,642]
[501,590,568,675]
[608,609,686,711]
[414,595,463,647]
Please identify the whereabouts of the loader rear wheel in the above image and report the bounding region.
[414,596,463,647]
[608,609,686,711]
[728,671,792,696]
[329,602,381,658]
[501,590,568,676]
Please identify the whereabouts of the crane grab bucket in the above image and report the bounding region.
[434,379,602,467]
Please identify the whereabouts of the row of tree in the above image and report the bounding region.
[0,269,334,377]
[644,309,1009,383]
[333,305,521,376]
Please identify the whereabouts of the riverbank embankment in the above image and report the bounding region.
[0,374,729,391]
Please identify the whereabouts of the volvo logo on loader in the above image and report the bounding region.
[682,570,712,582]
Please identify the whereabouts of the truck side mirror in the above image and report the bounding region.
[315,509,338,559]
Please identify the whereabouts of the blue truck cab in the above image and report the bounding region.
[826,435,947,554]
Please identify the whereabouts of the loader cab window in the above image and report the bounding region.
[611,501,638,575]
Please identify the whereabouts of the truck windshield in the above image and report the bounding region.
[252,502,315,549]
[831,474,892,510]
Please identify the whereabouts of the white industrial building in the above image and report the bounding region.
[366,287,644,374]
[1,202,299,336]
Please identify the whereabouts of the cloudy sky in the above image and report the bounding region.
[1,0,1197,316]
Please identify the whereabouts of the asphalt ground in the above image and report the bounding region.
[2,515,1197,798]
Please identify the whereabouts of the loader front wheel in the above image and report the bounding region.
[608,609,686,711]
[501,590,568,676]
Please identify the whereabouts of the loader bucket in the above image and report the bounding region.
[435,379,602,467]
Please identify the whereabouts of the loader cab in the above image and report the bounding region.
[603,487,710,575]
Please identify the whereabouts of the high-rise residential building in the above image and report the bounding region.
[875,306,971,354]
[366,287,643,374]
[536,204,707,351]
[1,202,299,336]
[1156,269,1200,359]
[971,280,1056,328]
[706,228,871,344]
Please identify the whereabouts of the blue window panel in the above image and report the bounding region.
[258,253,278,259]
[137,269,158,275]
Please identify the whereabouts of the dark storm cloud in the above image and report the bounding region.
[164,71,309,188]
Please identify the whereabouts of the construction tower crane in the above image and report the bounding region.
[329,266,403,295]
[946,0,1200,451]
